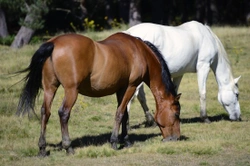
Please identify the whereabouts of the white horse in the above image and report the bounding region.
[124,21,241,124]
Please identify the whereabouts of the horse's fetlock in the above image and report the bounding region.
[62,137,71,149]
[38,136,46,148]
[110,136,118,144]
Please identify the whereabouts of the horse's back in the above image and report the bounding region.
[45,33,149,97]
[126,21,218,76]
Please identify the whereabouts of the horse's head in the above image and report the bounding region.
[155,93,182,141]
[218,76,241,121]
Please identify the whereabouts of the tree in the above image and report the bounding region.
[0,8,9,38]
[129,0,141,27]
[11,1,48,48]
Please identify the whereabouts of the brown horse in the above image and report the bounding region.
[17,32,181,156]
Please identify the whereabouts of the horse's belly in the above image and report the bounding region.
[78,84,119,97]
[164,50,198,77]
[168,60,197,77]
[77,74,128,97]
[78,87,117,97]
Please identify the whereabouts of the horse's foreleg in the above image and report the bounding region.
[38,88,57,157]
[110,87,136,150]
[172,75,183,93]
[58,88,78,154]
[137,84,156,127]
[197,63,210,123]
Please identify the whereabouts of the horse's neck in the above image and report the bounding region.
[212,54,234,90]
[148,79,172,110]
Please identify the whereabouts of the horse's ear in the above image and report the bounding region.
[175,93,181,101]
[234,76,241,84]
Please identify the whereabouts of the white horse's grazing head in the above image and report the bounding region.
[218,76,241,121]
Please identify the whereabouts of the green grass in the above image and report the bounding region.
[0,26,250,166]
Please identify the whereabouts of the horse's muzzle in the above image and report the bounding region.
[229,113,241,121]
[162,135,179,142]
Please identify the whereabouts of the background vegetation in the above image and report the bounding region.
[0,25,249,165]
[1,0,250,48]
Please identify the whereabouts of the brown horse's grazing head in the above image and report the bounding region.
[155,94,181,141]
[143,40,181,141]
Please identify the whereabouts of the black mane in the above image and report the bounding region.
[143,40,177,96]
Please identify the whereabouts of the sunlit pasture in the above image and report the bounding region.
[0,25,249,166]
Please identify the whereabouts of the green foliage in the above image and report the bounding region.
[29,36,44,44]
[0,0,24,11]
[19,0,49,30]
[0,35,14,45]
[83,18,96,31]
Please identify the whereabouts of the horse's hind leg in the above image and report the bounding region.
[137,84,156,127]
[58,88,78,154]
[38,84,58,157]
[38,60,59,157]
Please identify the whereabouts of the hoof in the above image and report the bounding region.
[37,150,50,157]
[66,147,75,155]
[145,112,156,127]
[203,118,211,123]
[145,120,157,127]
[111,142,118,150]
[124,140,133,148]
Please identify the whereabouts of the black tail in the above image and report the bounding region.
[17,42,54,117]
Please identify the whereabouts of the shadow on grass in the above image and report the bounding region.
[181,113,231,123]
[46,114,233,152]
[47,132,160,150]
[47,131,189,152]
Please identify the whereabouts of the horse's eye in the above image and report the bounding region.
[236,93,239,99]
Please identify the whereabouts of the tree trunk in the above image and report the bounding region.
[11,13,35,48]
[129,0,141,27]
[0,8,9,38]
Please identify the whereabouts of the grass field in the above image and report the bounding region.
[0,25,250,166]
